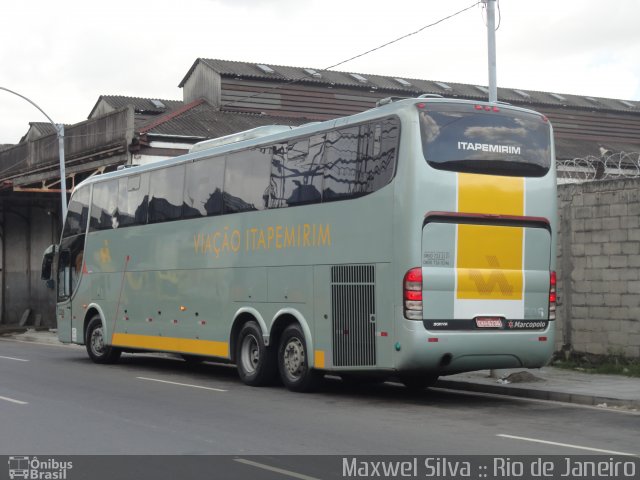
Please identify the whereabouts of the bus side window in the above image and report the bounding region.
[183,157,224,218]
[118,174,149,227]
[90,180,119,231]
[359,118,399,194]
[323,127,361,202]
[148,165,185,223]
[62,187,90,238]
[269,137,323,208]
[378,117,400,182]
[224,149,271,213]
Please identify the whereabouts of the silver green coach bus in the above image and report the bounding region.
[42,96,557,392]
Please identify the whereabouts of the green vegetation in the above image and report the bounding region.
[552,355,640,378]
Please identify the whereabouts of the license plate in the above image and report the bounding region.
[475,317,503,328]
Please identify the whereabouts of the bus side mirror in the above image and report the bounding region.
[41,244,57,288]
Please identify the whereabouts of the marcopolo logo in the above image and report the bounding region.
[507,320,547,329]
[8,456,73,480]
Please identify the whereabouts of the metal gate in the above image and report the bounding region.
[331,264,376,366]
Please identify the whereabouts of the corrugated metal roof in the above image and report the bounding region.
[180,58,640,114]
[18,122,63,143]
[139,100,307,139]
[28,122,58,135]
[94,95,183,115]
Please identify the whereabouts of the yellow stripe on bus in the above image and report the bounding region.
[458,173,524,215]
[456,173,524,300]
[112,333,229,358]
[314,350,326,369]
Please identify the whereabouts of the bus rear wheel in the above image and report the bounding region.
[85,316,121,364]
[236,321,277,386]
[278,324,320,392]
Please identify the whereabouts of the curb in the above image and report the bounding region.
[436,378,640,410]
[0,326,51,335]
[0,329,67,347]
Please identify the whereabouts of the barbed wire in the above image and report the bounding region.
[557,151,640,184]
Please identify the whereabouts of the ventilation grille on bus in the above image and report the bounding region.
[331,265,376,367]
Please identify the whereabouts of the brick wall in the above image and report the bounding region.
[557,178,640,359]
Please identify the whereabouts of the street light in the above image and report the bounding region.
[0,87,67,224]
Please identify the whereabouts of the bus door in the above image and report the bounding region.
[56,235,85,343]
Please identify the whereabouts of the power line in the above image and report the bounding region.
[222,1,481,110]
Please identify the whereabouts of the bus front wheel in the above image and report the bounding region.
[278,324,320,392]
[236,321,277,386]
[85,316,121,364]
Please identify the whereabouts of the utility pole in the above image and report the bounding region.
[485,0,498,103]
[0,87,67,224]
[485,0,501,380]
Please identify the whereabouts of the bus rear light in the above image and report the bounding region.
[539,336,548,342]
[416,103,426,109]
[549,271,557,320]
[404,290,422,301]
[428,337,439,343]
[475,105,500,112]
[404,267,423,320]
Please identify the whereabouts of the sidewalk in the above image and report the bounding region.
[2,328,638,410]
[438,367,640,410]
[0,327,68,346]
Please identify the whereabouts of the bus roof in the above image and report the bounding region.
[72,97,547,192]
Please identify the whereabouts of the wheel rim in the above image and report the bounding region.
[90,326,105,356]
[283,336,306,382]
[240,334,260,374]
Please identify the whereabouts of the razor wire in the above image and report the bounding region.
[557,151,640,184]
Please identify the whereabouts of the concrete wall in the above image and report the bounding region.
[0,200,58,327]
[557,178,640,359]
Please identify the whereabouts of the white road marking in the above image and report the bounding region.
[234,458,321,480]
[0,355,29,362]
[497,434,638,456]
[0,395,28,405]
[136,376,227,392]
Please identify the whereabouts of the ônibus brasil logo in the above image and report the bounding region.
[8,456,73,480]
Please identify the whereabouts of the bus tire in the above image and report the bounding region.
[85,316,121,364]
[278,324,320,392]
[236,321,277,386]
[400,374,438,392]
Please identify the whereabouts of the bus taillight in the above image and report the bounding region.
[549,271,557,320]
[404,268,423,320]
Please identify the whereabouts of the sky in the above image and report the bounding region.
[1,0,639,144]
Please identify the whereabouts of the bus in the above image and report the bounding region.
[42,96,557,392]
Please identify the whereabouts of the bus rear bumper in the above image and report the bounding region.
[395,318,555,375]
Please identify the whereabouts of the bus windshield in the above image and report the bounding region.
[420,103,552,177]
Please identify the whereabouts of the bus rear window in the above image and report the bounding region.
[420,104,551,177]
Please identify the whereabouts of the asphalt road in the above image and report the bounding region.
[1,338,638,460]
